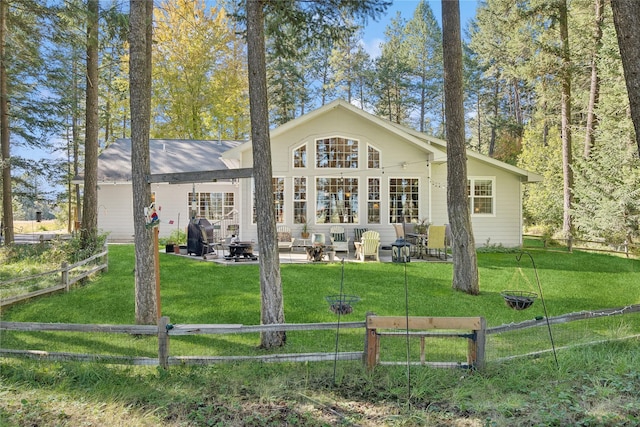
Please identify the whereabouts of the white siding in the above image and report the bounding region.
[98,182,239,243]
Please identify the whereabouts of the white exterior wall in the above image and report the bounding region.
[98,181,239,243]
[238,107,435,247]
[234,107,525,248]
[97,183,134,242]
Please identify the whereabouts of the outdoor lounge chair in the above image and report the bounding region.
[276,225,295,251]
[426,225,447,259]
[355,230,380,261]
[329,225,350,255]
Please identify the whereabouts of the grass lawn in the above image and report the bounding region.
[1,245,640,426]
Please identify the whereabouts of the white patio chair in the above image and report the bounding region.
[329,225,350,256]
[276,225,295,251]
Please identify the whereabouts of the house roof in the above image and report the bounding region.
[90,138,243,182]
[222,99,542,183]
[89,101,541,184]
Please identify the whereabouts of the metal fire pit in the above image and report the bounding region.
[225,242,258,262]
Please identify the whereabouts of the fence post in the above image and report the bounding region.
[158,316,170,369]
[104,243,109,273]
[61,262,69,292]
[364,313,378,370]
[469,317,486,370]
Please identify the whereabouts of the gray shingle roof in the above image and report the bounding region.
[95,138,243,182]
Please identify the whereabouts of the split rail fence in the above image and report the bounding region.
[4,306,637,369]
[0,245,108,309]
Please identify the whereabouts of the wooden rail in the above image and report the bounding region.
[0,245,108,308]
[523,234,639,256]
[3,308,639,369]
[0,317,367,369]
[1,315,489,369]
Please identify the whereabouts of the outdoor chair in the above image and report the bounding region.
[217,236,233,258]
[355,230,380,262]
[353,228,368,251]
[276,225,295,251]
[427,225,447,259]
[393,223,405,239]
[329,225,350,256]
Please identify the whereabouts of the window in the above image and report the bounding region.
[253,178,284,223]
[368,145,380,169]
[388,178,419,223]
[188,192,235,220]
[315,177,359,223]
[368,178,381,224]
[316,137,358,168]
[468,178,494,215]
[293,177,307,224]
[293,143,307,168]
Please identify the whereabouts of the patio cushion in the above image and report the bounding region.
[331,232,346,242]
[277,231,292,242]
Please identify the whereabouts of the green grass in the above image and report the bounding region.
[2,246,639,357]
[1,246,640,426]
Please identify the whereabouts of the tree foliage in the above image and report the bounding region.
[153,0,248,140]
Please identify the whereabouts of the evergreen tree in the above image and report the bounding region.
[1,0,51,243]
[443,0,479,295]
[373,12,413,124]
[242,0,390,349]
[130,0,156,325]
[405,0,443,134]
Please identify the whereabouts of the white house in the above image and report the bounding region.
[94,100,540,247]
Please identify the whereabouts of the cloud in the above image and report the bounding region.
[360,37,383,59]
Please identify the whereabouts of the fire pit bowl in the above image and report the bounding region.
[501,290,537,310]
[325,295,360,315]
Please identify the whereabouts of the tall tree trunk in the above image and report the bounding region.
[559,0,574,245]
[73,53,81,230]
[81,0,99,247]
[442,0,479,295]
[246,0,285,348]
[584,0,603,158]
[0,0,13,245]
[130,0,157,324]
[489,77,499,157]
[610,0,640,157]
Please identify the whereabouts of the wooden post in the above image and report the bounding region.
[158,315,170,369]
[467,317,486,369]
[154,227,161,319]
[104,243,109,273]
[364,313,379,370]
[61,262,69,292]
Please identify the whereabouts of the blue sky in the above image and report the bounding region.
[361,0,480,58]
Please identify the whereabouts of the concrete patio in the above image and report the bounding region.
[165,245,452,265]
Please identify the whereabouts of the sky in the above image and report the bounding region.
[361,0,480,58]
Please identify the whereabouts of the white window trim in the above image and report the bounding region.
[387,176,421,224]
[292,142,308,169]
[314,135,359,169]
[468,176,496,217]
[367,143,381,170]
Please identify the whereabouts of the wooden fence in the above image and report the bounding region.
[0,245,108,309]
[0,314,487,370]
[523,234,639,257]
[2,306,638,370]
